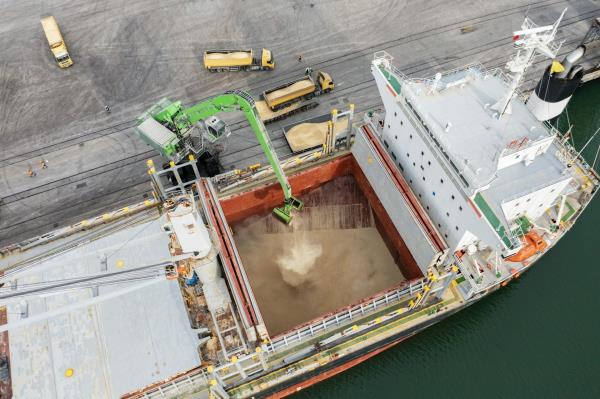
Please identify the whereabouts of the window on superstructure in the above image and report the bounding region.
[526,198,531,202]
[421,150,424,156]
[395,135,398,140]
[440,178,444,184]
[419,193,422,198]
[459,206,463,211]
[407,152,410,157]
[445,234,448,239]
[391,151,397,160]
[410,179,413,184]
[455,226,459,231]
[426,205,430,210]
[446,212,450,217]
[432,192,436,196]
[401,121,404,126]
[413,162,416,167]
[410,134,413,139]
[451,195,455,200]
[398,162,404,171]
[384,140,389,148]
[388,124,391,129]
[422,176,426,181]
[394,112,397,117]
[428,161,431,166]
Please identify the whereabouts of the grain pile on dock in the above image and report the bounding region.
[286,117,348,152]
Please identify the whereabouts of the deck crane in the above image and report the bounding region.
[136,90,303,223]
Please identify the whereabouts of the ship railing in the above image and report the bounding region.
[0,198,158,259]
[265,279,426,353]
[373,51,409,82]
[409,62,487,87]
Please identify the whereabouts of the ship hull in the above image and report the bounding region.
[257,297,479,398]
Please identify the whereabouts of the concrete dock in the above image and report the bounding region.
[0,0,598,246]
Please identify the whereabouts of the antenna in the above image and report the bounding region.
[492,8,567,117]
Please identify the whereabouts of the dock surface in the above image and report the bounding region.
[1,0,598,246]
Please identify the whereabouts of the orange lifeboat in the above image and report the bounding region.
[506,231,547,262]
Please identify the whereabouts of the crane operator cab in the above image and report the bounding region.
[204,116,231,143]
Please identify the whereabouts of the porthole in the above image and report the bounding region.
[398,162,404,171]
[400,121,404,125]
[432,191,436,196]
[421,151,424,156]
[459,206,463,211]
[451,195,455,200]
[395,135,398,140]
[413,162,416,167]
[422,176,426,181]
[446,212,450,217]
[420,165,424,170]
[455,226,459,231]
[388,124,391,129]
[440,179,444,184]
[407,153,410,158]
[410,134,413,139]
[394,112,397,117]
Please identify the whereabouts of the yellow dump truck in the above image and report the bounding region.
[262,71,334,111]
[203,49,274,71]
[40,16,73,68]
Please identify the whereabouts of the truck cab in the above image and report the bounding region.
[40,16,73,68]
[260,48,275,70]
[318,71,334,92]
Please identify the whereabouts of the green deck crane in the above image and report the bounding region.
[136,90,303,223]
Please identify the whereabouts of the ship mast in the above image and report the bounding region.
[492,9,566,117]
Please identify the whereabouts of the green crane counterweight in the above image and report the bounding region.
[136,90,303,223]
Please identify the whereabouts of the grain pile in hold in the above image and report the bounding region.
[232,175,405,335]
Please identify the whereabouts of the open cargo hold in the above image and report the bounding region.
[218,155,422,336]
[203,124,446,337]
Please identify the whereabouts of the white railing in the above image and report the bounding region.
[265,278,425,353]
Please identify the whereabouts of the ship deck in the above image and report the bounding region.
[0,213,201,398]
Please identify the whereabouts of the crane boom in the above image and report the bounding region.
[138,90,303,223]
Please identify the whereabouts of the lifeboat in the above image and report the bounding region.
[506,231,547,262]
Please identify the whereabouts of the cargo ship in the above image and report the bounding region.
[0,12,598,399]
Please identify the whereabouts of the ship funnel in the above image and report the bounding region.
[526,45,585,121]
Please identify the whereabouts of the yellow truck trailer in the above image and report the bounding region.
[40,16,73,68]
[263,71,334,111]
[203,49,274,71]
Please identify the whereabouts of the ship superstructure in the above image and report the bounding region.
[0,13,598,399]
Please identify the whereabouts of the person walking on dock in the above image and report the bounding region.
[297,54,303,62]
[26,167,36,177]
[40,158,48,169]
[105,105,111,113]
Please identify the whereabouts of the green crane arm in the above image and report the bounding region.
[155,90,302,223]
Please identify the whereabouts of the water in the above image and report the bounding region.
[292,80,600,398]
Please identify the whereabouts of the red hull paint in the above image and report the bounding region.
[0,271,12,399]
[267,337,408,399]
